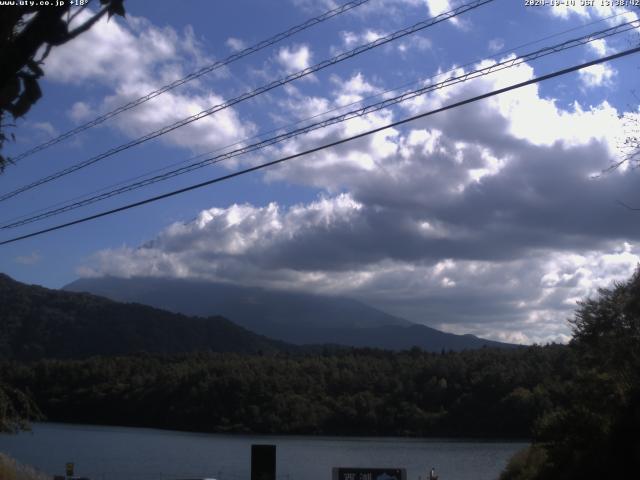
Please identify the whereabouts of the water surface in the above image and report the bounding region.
[0,423,527,480]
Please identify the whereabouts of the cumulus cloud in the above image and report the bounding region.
[425,0,461,26]
[579,63,616,88]
[79,189,640,344]
[587,38,611,57]
[331,72,382,106]
[73,12,640,345]
[276,44,313,73]
[68,101,94,122]
[226,37,247,52]
[44,10,253,153]
[338,29,430,56]
[488,38,504,53]
[341,29,387,49]
[30,122,57,138]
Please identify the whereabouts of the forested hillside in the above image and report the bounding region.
[0,345,571,437]
[0,274,288,359]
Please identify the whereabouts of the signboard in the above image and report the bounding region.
[251,444,276,480]
[332,468,406,480]
[65,462,74,477]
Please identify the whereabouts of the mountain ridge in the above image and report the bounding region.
[65,275,516,351]
[0,273,289,360]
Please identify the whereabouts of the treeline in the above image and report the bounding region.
[0,345,571,438]
[500,270,640,480]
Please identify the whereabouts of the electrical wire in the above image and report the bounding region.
[0,0,495,203]
[9,0,372,163]
[3,7,625,228]
[2,18,637,230]
[1,44,638,246]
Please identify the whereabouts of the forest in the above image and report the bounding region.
[0,344,570,438]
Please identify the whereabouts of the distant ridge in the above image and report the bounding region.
[65,276,516,351]
[0,273,289,360]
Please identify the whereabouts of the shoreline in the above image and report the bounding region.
[18,421,533,444]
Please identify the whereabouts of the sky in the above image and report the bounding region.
[2,0,640,344]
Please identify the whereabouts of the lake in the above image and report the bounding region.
[0,423,527,480]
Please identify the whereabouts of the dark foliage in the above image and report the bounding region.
[0,1,125,170]
[0,273,289,360]
[0,345,571,438]
[501,268,640,479]
[0,382,42,433]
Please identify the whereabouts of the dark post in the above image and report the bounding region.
[251,444,276,480]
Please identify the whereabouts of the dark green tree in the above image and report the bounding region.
[0,382,41,433]
[501,267,640,479]
[0,0,125,171]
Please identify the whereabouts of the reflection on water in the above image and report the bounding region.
[0,423,527,480]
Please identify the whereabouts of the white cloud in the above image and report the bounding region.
[425,0,451,15]
[226,37,247,52]
[79,191,640,344]
[341,29,387,48]
[15,251,41,265]
[396,55,621,149]
[539,243,640,308]
[79,194,365,284]
[44,10,253,153]
[588,38,611,57]
[68,101,93,122]
[340,28,430,56]
[488,38,504,53]
[46,14,175,85]
[276,44,313,73]
[425,0,460,26]
[261,55,624,200]
[331,72,382,106]
[19,121,59,145]
[30,121,57,138]
[579,63,617,88]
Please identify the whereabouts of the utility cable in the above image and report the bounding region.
[0,0,495,203]
[9,0,372,163]
[2,18,637,229]
[1,44,638,246]
[3,6,625,228]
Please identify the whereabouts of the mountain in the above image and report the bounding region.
[65,276,515,351]
[0,273,288,360]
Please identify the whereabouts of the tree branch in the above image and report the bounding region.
[63,5,109,43]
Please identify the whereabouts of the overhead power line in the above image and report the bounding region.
[3,18,638,230]
[0,0,495,204]
[3,7,624,228]
[1,44,638,247]
[10,0,372,163]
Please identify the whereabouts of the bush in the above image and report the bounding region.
[0,453,49,480]
[499,445,548,480]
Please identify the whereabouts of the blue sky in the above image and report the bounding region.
[2,0,640,344]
